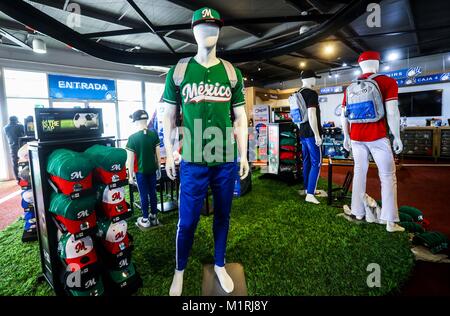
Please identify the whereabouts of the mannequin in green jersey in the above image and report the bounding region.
[126,110,161,229]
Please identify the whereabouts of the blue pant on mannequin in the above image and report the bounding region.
[301,136,322,194]
[176,160,237,271]
[136,172,158,219]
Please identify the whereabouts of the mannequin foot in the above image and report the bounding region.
[136,217,150,229]
[214,265,234,293]
[305,194,320,204]
[169,270,184,296]
[386,222,405,233]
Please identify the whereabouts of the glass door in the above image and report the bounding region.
[88,102,118,138]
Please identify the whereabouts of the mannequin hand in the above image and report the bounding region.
[343,137,351,152]
[239,157,250,180]
[315,135,323,146]
[165,155,176,180]
[173,151,181,165]
[393,138,403,154]
[156,168,161,181]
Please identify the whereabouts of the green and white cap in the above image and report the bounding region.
[192,7,223,28]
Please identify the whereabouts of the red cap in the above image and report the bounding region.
[100,200,129,219]
[95,167,127,185]
[358,51,381,64]
[50,173,93,195]
[56,212,97,235]
[102,234,130,254]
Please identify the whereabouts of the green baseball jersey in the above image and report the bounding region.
[126,129,160,174]
[163,58,245,166]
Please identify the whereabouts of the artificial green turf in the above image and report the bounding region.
[0,174,414,296]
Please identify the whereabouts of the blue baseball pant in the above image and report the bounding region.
[301,136,322,195]
[176,160,237,271]
[136,172,158,219]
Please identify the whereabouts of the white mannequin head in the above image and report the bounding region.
[359,59,380,74]
[302,77,316,89]
[134,119,148,131]
[193,23,220,49]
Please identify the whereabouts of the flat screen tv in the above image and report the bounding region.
[398,90,442,117]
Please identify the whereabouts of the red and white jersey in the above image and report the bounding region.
[342,73,398,142]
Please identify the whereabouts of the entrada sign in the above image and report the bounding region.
[48,74,117,101]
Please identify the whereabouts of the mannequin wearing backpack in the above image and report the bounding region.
[289,70,323,204]
[162,7,249,296]
[341,51,404,233]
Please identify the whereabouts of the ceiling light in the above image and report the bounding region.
[386,51,400,61]
[334,74,339,78]
[134,45,141,50]
[135,65,170,73]
[258,66,262,71]
[32,38,46,54]
[251,78,254,82]
[244,77,248,81]
[383,65,390,71]
[328,71,332,78]
[324,44,334,55]
[300,61,306,68]
[353,69,361,76]
[342,63,347,67]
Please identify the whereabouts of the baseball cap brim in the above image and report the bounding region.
[50,173,93,195]
[102,234,130,254]
[57,212,97,235]
[101,200,129,219]
[192,18,223,28]
[95,167,127,185]
[65,248,98,270]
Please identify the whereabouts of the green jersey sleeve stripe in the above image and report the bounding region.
[163,98,177,104]
[232,101,246,107]
[125,147,135,152]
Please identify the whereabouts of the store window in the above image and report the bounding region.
[117,80,143,144]
[4,69,49,122]
[52,101,85,109]
[145,82,165,125]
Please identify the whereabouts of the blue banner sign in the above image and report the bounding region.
[382,67,423,79]
[48,74,117,101]
[320,86,344,95]
[397,72,450,86]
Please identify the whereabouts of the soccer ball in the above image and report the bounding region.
[73,113,98,129]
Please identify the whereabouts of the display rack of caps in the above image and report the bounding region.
[96,218,141,292]
[321,126,347,159]
[47,145,140,295]
[17,144,37,242]
[279,125,301,173]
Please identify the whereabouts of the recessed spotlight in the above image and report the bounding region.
[258,66,262,71]
[342,63,347,67]
[324,44,335,55]
[300,61,306,68]
[328,71,332,78]
[386,51,400,61]
[251,78,254,82]
[334,74,339,78]
[244,77,248,81]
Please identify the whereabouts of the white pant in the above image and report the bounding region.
[350,138,399,222]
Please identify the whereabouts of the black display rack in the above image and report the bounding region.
[28,107,139,296]
[29,136,115,295]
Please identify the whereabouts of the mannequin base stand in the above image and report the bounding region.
[135,221,163,232]
[202,263,247,296]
